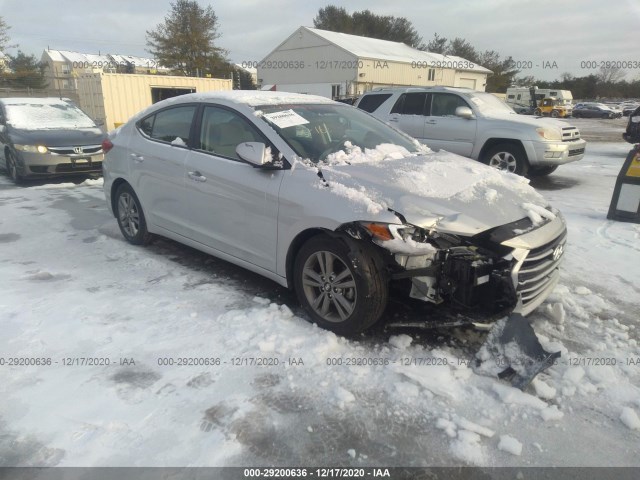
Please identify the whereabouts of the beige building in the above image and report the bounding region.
[77,72,232,130]
[258,27,491,98]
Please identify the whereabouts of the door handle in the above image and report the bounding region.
[188,171,207,182]
[388,117,399,122]
[425,120,437,125]
[130,153,144,163]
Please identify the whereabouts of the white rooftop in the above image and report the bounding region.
[43,49,166,70]
[303,27,491,73]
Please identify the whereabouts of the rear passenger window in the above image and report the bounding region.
[139,106,197,145]
[390,92,427,115]
[357,94,392,113]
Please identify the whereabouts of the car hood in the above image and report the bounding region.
[318,146,551,236]
[479,111,569,128]
[7,126,105,146]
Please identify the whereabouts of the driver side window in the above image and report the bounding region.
[199,106,267,161]
[430,93,470,117]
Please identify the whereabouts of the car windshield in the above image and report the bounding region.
[466,92,516,115]
[5,101,97,130]
[256,103,420,163]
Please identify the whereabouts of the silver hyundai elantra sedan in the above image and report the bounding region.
[103,91,566,335]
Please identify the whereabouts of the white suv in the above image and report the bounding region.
[355,87,587,176]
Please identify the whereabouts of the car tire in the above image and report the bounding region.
[5,151,23,184]
[534,108,542,116]
[483,144,529,176]
[528,165,558,177]
[293,234,388,336]
[114,183,153,245]
[551,110,560,118]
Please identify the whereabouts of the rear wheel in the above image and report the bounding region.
[528,165,558,176]
[551,110,560,118]
[483,144,529,176]
[114,183,153,245]
[293,234,387,336]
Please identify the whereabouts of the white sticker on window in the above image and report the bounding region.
[263,109,309,128]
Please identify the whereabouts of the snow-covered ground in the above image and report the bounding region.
[0,142,639,467]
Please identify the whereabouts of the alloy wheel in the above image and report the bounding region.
[301,250,357,323]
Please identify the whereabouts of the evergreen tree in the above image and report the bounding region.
[146,0,227,77]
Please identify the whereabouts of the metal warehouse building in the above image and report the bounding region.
[258,27,491,98]
[77,73,232,131]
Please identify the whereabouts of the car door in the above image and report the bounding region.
[183,105,284,272]
[386,92,428,140]
[422,93,476,157]
[127,104,197,235]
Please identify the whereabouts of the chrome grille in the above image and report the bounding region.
[561,127,581,142]
[48,145,103,156]
[517,229,567,310]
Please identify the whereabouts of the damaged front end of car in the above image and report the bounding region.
[339,211,567,389]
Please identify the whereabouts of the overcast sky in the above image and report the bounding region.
[1,0,638,81]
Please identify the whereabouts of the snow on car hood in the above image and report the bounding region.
[318,144,550,236]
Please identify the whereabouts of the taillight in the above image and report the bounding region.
[102,139,114,153]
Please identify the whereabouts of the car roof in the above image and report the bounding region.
[364,86,477,94]
[0,97,75,106]
[154,90,337,108]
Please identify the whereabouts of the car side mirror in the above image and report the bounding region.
[236,142,274,167]
[455,106,474,119]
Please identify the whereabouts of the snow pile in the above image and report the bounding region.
[521,202,557,226]
[498,435,523,456]
[619,408,640,430]
[324,142,414,165]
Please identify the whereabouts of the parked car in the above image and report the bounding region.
[573,104,621,118]
[103,91,567,335]
[0,97,105,183]
[622,102,640,116]
[354,86,586,177]
[623,106,640,143]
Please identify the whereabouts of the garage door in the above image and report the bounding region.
[459,78,477,89]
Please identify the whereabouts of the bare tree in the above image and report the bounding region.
[597,66,625,84]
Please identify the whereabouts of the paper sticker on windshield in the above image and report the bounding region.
[263,109,309,128]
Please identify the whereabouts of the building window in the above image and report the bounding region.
[428,69,435,81]
[331,84,341,99]
[61,64,71,75]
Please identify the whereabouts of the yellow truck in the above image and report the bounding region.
[534,97,573,118]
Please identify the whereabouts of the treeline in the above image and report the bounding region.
[515,73,639,100]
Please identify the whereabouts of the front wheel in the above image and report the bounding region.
[293,235,388,336]
[551,110,560,118]
[482,144,529,176]
[5,151,23,184]
[114,183,153,245]
[534,108,542,116]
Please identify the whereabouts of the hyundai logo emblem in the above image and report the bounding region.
[552,244,564,261]
[73,146,84,154]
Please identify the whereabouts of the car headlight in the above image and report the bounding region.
[536,127,562,141]
[14,144,48,153]
[360,222,415,241]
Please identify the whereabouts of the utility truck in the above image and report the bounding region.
[506,87,573,115]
